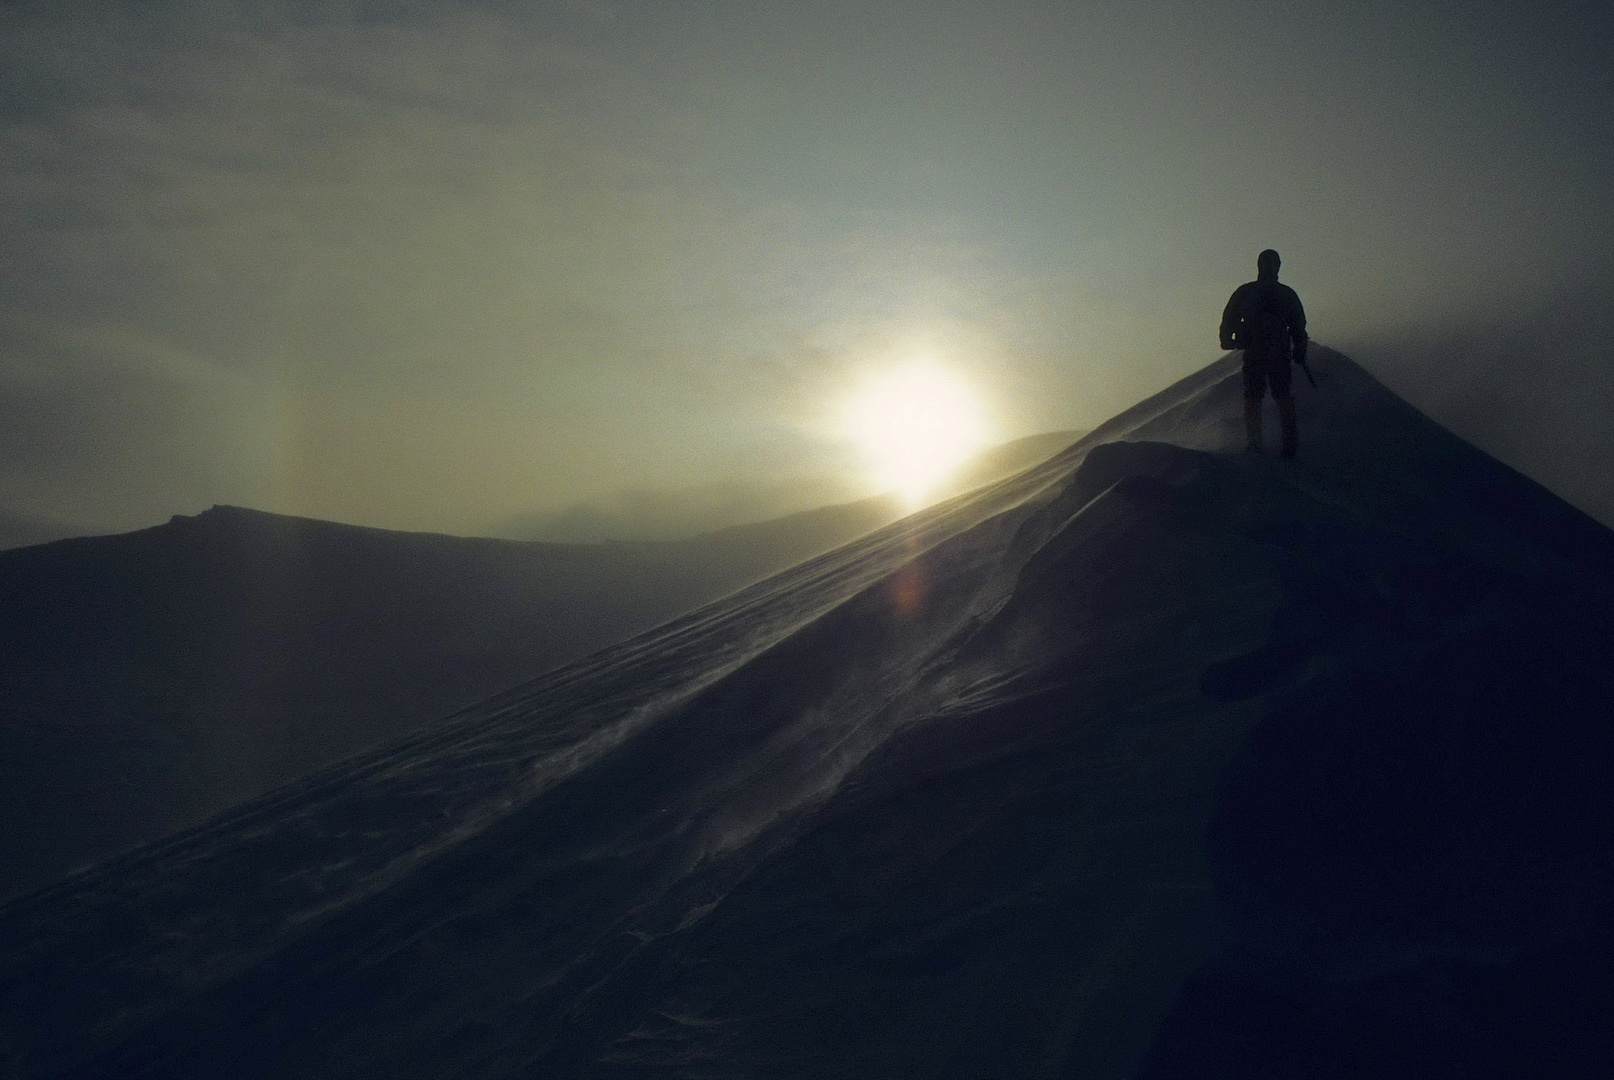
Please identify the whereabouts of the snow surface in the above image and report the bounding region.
[3,348,1613,1078]
[0,490,904,901]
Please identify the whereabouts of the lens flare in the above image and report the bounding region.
[846,363,987,505]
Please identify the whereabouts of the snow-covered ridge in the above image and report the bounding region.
[4,349,1611,1078]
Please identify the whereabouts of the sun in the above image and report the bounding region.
[845,363,988,505]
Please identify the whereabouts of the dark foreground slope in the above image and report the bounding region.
[3,349,1612,1078]
[0,495,904,900]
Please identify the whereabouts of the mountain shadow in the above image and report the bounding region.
[1,349,1610,1079]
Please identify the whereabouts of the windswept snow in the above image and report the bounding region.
[3,348,1612,1078]
[0,491,904,901]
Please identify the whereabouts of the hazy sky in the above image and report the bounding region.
[3,0,1611,538]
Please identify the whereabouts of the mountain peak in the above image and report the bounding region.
[4,349,1612,1078]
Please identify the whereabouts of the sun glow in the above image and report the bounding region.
[846,363,988,505]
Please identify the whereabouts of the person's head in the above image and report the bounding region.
[1257,249,1281,281]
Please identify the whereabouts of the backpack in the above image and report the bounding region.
[1246,296,1290,366]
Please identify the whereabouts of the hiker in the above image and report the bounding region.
[1219,249,1309,458]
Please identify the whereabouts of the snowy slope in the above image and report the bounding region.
[3,348,1612,1078]
[0,494,908,901]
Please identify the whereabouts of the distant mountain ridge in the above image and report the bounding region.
[929,429,1085,500]
[0,500,885,901]
[0,431,1080,901]
[497,430,1083,543]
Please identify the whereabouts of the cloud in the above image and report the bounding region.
[0,317,279,528]
[0,4,756,530]
[3,1,1611,538]
[1337,276,1614,528]
[0,2,1076,535]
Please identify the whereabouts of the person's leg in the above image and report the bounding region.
[1270,361,1296,457]
[1276,395,1297,457]
[1242,361,1265,452]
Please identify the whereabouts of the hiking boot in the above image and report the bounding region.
[1244,397,1263,452]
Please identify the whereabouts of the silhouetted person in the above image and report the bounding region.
[1220,249,1308,457]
